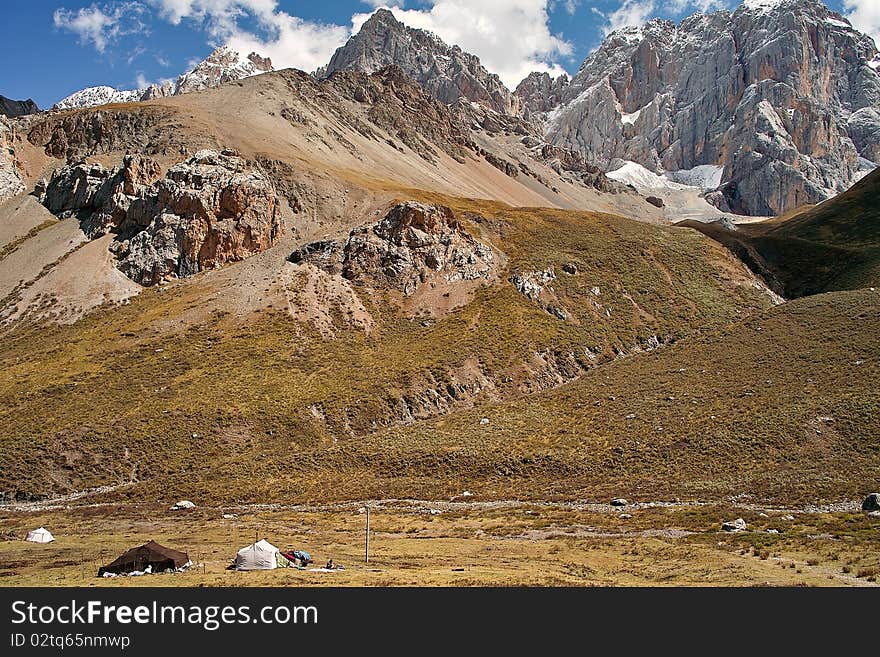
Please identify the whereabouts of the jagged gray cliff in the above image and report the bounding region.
[325,8,521,116]
[535,0,880,215]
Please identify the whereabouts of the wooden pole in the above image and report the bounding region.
[365,506,370,564]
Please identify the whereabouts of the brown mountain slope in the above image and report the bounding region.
[681,169,880,298]
[0,199,778,502]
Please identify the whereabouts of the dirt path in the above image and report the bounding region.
[2,491,862,516]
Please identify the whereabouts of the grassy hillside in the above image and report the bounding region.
[681,169,880,298]
[0,200,777,502]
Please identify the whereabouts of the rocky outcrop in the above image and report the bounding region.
[0,118,25,200]
[290,202,495,295]
[0,96,39,118]
[533,144,630,194]
[514,72,570,120]
[325,9,521,116]
[38,155,163,238]
[36,150,283,285]
[509,267,569,320]
[54,46,273,110]
[324,66,478,163]
[27,107,185,162]
[544,0,880,215]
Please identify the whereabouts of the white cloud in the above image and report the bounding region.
[135,72,174,89]
[226,15,350,74]
[351,1,573,88]
[601,0,657,35]
[665,0,728,14]
[54,2,147,53]
[597,1,729,37]
[550,0,580,15]
[361,0,405,7]
[148,0,349,73]
[845,0,880,48]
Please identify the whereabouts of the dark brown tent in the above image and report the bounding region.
[98,541,189,576]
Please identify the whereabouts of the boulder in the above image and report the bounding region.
[645,195,665,208]
[171,500,196,511]
[862,493,880,512]
[722,518,747,532]
[291,202,495,296]
[611,498,629,507]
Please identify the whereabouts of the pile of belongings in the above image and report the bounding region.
[25,527,55,543]
[233,539,287,571]
[281,549,313,568]
[98,541,191,577]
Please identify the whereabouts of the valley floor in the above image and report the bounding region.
[1,500,877,587]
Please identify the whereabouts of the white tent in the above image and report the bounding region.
[25,527,55,543]
[234,539,280,571]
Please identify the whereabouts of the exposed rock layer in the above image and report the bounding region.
[37,150,284,285]
[290,202,495,296]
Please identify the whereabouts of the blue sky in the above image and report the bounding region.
[0,1,870,108]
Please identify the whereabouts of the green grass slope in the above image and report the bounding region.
[0,201,776,503]
[681,169,880,298]
[153,289,874,506]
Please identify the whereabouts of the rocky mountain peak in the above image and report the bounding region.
[54,46,274,111]
[541,0,880,216]
[0,96,39,118]
[325,9,521,116]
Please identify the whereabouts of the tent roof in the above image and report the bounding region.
[237,539,279,555]
[26,527,54,541]
[100,540,189,573]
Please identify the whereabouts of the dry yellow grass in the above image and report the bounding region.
[1,503,877,587]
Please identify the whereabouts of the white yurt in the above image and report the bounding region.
[234,539,280,571]
[25,527,55,543]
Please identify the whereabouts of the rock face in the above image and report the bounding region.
[542,0,880,215]
[0,118,25,200]
[37,150,283,285]
[54,47,273,110]
[0,96,39,118]
[39,155,164,238]
[290,202,495,295]
[325,9,521,116]
[323,66,478,164]
[27,107,187,163]
[514,72,570,120]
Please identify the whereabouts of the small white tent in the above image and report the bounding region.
[234,539,280,571]
[25,527,55,543]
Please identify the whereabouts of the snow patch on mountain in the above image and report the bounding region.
[55,87,142,111]
[620,107,643,125]
[668,165,725,190]
[607,161,689,191]
[54,47,273,110]
[742,0,786,12]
